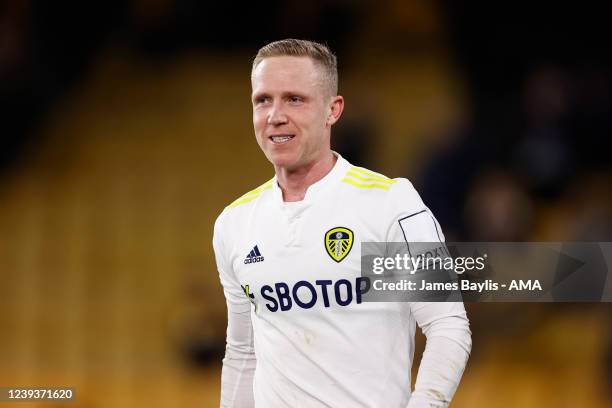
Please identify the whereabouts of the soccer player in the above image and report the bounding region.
[213,39,471,407]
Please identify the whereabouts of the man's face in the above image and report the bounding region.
[251,56,338,171]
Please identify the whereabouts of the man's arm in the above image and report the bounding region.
[220,300,256,407]
[408,302,471,407]
[213,214,256,408]
[387,181,471,407]
[399,211,471,407]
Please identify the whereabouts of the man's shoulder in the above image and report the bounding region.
[216,177,274,222]
[340,163,416,198]
[214,177,274,238]
[338,163,427,222]
[225,178,275,209]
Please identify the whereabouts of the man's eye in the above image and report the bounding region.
[255,97,270,105]
[288,96,302,103]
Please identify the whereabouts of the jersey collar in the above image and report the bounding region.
[271,151,351,204]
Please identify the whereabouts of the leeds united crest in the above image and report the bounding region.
[325,227,354,263]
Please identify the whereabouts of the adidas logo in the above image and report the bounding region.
[244,245,265,264]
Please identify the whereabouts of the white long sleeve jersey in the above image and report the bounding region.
[213,153,471,408]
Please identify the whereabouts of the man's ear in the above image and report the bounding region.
[327,95,344,126]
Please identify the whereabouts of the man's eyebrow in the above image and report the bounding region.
[281,91,308,98]
[252,92,270,100]
[252,91,309,100]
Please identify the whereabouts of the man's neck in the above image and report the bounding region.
[276,152,337,202]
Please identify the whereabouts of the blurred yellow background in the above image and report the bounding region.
[1,1,611,407]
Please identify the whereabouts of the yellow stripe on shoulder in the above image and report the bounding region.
[341,177,391,190]
[341,166,397,190]
[227,179,274,209]
[345,170,397,185]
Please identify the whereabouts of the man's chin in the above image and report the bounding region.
[267,152,300,170]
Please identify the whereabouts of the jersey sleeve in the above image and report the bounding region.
[213,211,256,408]
[386,180,472,407]
[385,179,444,245]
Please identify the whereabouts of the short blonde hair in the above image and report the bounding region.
[252,39,338,96]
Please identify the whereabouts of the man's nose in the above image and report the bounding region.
[267,102,288,125]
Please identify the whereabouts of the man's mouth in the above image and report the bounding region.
[269,135,295,144]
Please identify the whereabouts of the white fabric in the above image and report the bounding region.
[213,153,471,407]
